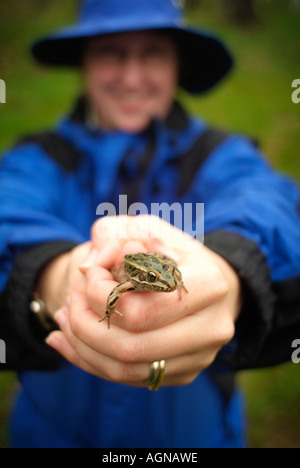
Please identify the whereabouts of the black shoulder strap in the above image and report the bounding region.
[120,123,157,207]
[121,126,231,201]
[17,131,82,172]
[178,128,230,196]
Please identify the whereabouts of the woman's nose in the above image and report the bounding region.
[121,56,145,89]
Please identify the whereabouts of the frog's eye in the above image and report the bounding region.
[147,271,157,282]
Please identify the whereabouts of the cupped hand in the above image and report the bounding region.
[45,215,241,387]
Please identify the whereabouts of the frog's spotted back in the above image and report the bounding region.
[124,253,177,292]
[99,252,188,328]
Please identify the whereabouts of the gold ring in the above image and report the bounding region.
[144,360,166,391]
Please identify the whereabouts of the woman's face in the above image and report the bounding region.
[83,31,179,133]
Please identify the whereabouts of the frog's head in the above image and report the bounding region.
[124,253,177,292]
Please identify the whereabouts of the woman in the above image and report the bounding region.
[0,0,299,448]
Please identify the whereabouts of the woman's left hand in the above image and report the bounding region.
[46,216,241,387]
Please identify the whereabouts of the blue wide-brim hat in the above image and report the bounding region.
[32,0,233,94]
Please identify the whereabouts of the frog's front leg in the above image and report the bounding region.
[99,281,134,329]
[173,266,189,300]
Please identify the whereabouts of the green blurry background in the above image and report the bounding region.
[0,0,299,448]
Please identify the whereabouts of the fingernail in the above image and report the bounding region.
[79,248,100,272]
[54,308,67,329]
[45,334,61,351]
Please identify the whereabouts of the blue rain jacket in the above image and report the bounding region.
[0,99,299,448]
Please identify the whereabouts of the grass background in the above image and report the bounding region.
[0,0,299,448]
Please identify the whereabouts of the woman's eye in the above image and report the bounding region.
[88,46,124,61]
[144,48,164,60]
[101,47,119,57]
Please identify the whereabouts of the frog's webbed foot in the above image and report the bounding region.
[98,308,123,330]
[99,281,134,329]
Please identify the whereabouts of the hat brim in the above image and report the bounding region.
[31,22,233,94]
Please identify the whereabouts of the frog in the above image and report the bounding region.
[99,252,188,329]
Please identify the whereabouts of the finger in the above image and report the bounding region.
[65,290,234,367]
[84,261,191,332]
[45,330,213,388]
[45,330,119,380]
[86,274,185,333]
[54,292,148,379]
[84,258,228,334]
[45,330,100,375]
[160,347,220,387]
[51,293,233,388]
[46,323,150,385]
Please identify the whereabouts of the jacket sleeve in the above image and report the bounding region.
[0,142,85,370]
[198,135,300,370]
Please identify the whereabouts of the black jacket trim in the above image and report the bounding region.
[250,275,300,367]
[0,241,77,371]
[204,231,276,370]
[17,132,82,173]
